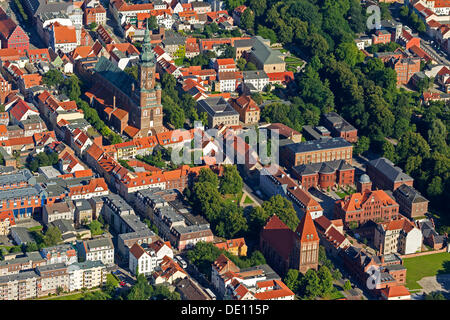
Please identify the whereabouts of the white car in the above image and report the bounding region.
[175,256,188,268]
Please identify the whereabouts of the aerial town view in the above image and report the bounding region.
[0,0,448,310]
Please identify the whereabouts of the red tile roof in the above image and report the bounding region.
[52,24,77,43]
[296,212,319,243]
[381,285,410,298]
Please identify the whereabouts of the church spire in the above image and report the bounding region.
[141,18,154,65]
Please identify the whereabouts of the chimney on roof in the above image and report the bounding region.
[113,95,116,109]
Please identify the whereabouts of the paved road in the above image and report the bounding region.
[8,1,46,49]
[417,274,450,296]
[177,252,221,299]
[243,181,264,206]
[421,40,450,66]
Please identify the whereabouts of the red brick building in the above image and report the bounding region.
[340,246,407,296]
[392,184,429,219]
[372,30,392,44]
[291,160,355,190]
[334,190,400,227]
[389,57,421,85]
[366,158,414,191]
[0,74,12,104]
[280,137,353,168]
[0,10,29,54]
[229,95,260,125]
[322,112,358,143]
[83,5,107,26]
[260,213,319,276]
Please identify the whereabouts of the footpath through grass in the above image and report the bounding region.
[403,252,450,290]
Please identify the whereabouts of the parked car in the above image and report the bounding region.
[175,256,188,268]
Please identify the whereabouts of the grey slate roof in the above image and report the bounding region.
[94,56,136,97]
[0,251,45,267]
[0,270,39,283]
[85,237,113,251]
[323,112,357,133]
[118,228,155,241]
[11,227,34,244]
[243,70,268,80]
[292,160,354,176]
[249,36,284,65]
[0,169,35,186]
[36,262,67,273]
[197,97,238,118]
[368,158,414,184]
[393,184,428,204]
[68,260,105,271]
[50,219,76,234]
[234,38,255,48]
[282,137,352,155]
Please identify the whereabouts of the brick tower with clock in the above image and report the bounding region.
[132,21,164,136]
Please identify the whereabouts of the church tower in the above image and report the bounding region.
[135,20,163,136]
[293,212,319,274]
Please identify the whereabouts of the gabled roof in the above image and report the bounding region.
[295,212,318,243]
[380,285,410,298]
[368,158,414,184]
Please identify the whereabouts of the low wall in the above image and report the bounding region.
[400,246,449,259]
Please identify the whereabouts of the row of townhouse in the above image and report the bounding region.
[0,260,106,300]
[211,254,295,300]
[0,167,109,234]
[134,188,214,251]
[99,192,157,260]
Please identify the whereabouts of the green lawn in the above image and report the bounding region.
[107,273,119,287]
[45,292,85,300]
[28,225,43,232]
[323,288,345,300]
[174,57,184,66]
[335,191,347,199]
[261,92,280,101]
[403,252,450,290]
[243,196,254,204]
[223,192,243,206]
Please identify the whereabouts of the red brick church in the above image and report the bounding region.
[85,23,164,138]
[260,212,319,276]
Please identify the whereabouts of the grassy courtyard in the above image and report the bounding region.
[403,252,450,290]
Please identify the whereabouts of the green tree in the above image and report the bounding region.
[256,25,278,44]
[261,195,299,231]
[219,203,248,238]
[299,269,321,299]
[89,22,97,31]
[353,136,370,155]
[219,165,243,194]
[42,69,64,88]
[424,291,446,300]
[427,176,443,198]
[148,16,158,30]
[197,168,219,186]
[236,58,247,71]
[25,242,39,252]
[317,265,334,296]
[124,65,139,81]
[249,0,267,17]
[89,220,103,236]
[382,140,397,163]
[343,280,352,292]
[43,226,62,247]
[240,9,255,32]
[335,42,364,67]
[186,241,223,279]
[284,269,300,293]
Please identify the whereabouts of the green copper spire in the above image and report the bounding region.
[141,19,154,64]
